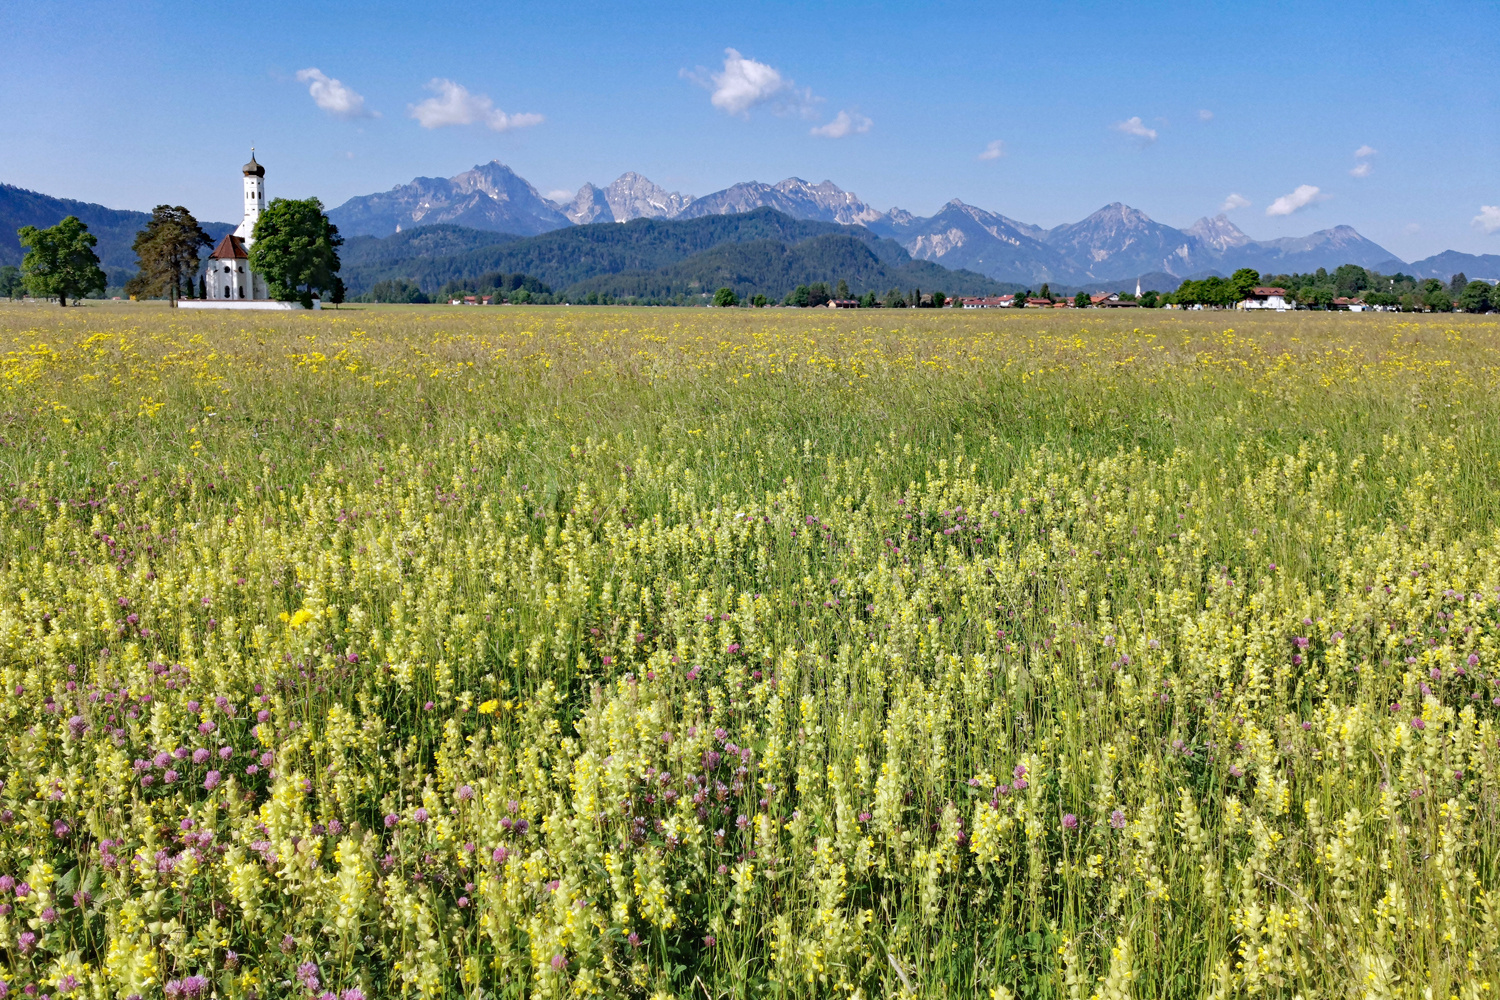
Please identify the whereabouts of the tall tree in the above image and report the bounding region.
[1449,273,1468,296]
[1458,279,1493,313]
[835,279,850,300]
[249,197,343,308]
[17,216,106,306]
[1074,290,1090,309]
[1423,284,1454,312]
[127,205,212,304]
[1229,268,1261,302]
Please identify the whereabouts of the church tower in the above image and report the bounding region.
[205,151,269,301]
[234,151,266,244]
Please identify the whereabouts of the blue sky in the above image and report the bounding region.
[4,0,1497,261]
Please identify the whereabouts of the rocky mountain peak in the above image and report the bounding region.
[604,173,694,221]
[1186,214,1252,251]
[562,183,612,225]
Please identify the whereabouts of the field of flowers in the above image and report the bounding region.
[0,303,1499,1000]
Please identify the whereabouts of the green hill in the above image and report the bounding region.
[565,232,1009,301]
[340,208,1007,300]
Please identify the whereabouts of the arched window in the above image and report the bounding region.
[223,287,230,298]
[239,286,246,299]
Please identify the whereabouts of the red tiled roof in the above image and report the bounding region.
[1250,286,1287,296]
[208,234,249,260]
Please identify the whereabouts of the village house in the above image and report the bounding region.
[826,299,859,308]
[961,295,1015,308]
[1089,292,1137,307]
[1238,286,1293,311]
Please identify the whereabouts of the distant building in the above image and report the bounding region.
[1090,292,1137,307]
[961,295,1015,308]
[1333,297,1367,311]
[1238,286,1293,311]
[827,299,859,308]
[1025,297,1053,308]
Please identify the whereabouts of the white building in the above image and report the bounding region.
[204,153,268,301]
[183,152,316,310]
[1238,286,1293,311]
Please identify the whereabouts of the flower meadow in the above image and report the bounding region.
[1,304,1500,1000]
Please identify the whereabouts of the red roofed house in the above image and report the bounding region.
[961,295,1015,308]
[1238,286,1293,311]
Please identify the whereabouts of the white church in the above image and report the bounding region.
[181,152,319,310]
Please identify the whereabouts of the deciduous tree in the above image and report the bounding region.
[249,197,343,308]
[17,216,106,306]
[1458,279,1493,313]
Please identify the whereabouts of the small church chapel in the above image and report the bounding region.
[183,152,316,310]
[204,152,267,301]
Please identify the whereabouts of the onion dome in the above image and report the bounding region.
[242,151,264,177]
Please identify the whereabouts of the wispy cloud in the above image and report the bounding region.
[1266,184,1325,216]
[810,110,871,138]
[1349,162,1372,178]
[1354,145,1377,159]
[408,79,542,131]
[296,68,375,119]
[546,189,574,204]
[1112,116,1158,142]
[978,140,1006,160]
[1197,109,1214,121]
[1350,145,1376,177]
[1220,193,1251,212]
[1474,206,1500,234]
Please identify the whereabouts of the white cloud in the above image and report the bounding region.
[296,68,375,119]
[1197,109,1214,121]
[546,189,574,204]
[1354,145,1377,158]
[1474,206,1500,234]
[408,79,542,131]
[978,139,1006,160]
[1403,222,1422,235]
[705,48,788,116]
[810,110,871,138]
[1266,184,1324,216]
[1349,162,1372,178]
[1220,193,1251,211]
[1112,116,1158,142]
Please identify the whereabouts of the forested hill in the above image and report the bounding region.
[0,184,233,273]
[339,207,1005,298]
[563,232,1010,301]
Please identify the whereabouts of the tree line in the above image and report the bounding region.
[1165,266,1495,311]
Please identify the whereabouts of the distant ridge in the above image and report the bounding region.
[339,207,1012,299]
[0,183,232,273]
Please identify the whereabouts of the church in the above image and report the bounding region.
[182,152,318,310]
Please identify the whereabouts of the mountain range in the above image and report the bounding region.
[3,162,1497,291]
[325,161,1497,285]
